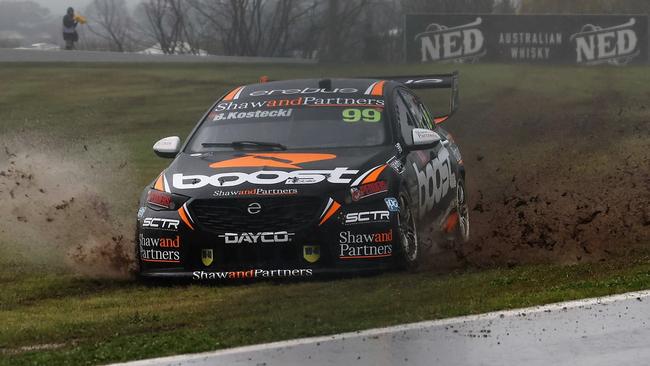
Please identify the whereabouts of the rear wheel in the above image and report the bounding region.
[456,180,470,243]
[397,191,419,269]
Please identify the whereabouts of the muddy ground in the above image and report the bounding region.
[452,88,650,266]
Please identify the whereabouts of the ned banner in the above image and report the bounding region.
[405,14,649,65]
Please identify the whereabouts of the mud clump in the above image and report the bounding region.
[0,137,135,278]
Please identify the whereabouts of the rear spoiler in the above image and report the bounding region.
[375,72,459,124]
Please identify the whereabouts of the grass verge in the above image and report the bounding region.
[0,62,648,365]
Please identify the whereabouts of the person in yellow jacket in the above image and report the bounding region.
[62,7,83,50]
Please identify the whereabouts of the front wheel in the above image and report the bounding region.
[397,191,419,269]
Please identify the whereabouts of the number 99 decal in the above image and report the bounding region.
[342,108,382,123]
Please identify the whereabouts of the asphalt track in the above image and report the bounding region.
[0,49,315,64]
[112,290,650,366]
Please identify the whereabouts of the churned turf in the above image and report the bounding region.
[0,62,648,365]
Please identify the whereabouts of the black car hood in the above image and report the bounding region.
[163,146,396,198]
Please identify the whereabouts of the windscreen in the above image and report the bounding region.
[186,93,388,152]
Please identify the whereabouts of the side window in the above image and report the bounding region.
[394,90,415,145]
[398,90,433,130]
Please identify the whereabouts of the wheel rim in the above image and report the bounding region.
[398,195,418,262]
[457,183,470,242]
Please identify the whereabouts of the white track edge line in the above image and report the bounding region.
[110,289,650,365]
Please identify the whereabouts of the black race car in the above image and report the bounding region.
[136,74,468,280]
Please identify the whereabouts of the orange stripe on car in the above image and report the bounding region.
[210,153,336,170]
[370,80,386,96]
[361,165,387,185]
[318,201,341,226]
[142,259,180,263]
[223,86,244,101]
[178,207,195,231]
[154,173,164,191]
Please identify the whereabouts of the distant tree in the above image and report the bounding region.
[319,0,371,62]
[85,0,136,52]
[188,0,319,57]
[401,0,496,13]
[0,1,54,47]
[0,1,50,31]
[493,0,517,13]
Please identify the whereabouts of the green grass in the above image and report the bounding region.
[4,255,650,365]
[0,62,649,365]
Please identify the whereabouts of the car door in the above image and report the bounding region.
[394,88,457,225]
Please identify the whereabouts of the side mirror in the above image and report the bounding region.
[153,136,181,158]
[410,128,441,150]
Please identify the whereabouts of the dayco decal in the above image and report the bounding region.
[571,18,640,65]
[142,218,180,231]
[212,108,292,121]
[215,97,384,111]
[218,231,294,244]
[338,229,393,259]
[213,188,298,197]
[415,17,486,63]
[413,146,457,218]
[193,269,313,280]
[343,211,390,225]
[138,233,181,262]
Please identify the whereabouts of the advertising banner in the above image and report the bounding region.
[405,14,649,65]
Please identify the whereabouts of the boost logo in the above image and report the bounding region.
[413,147,457,218]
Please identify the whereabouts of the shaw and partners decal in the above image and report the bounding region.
[139,234,181,263]
[213,188,298,197]
[415,17,486,63]
[193,269,313,280]
[413,147,457,218]
[571,18,640,65]
[338,229,393,259]
[214,97,385,112]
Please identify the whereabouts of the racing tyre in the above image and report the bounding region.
[397,191,419,269]
[456,180,470,243]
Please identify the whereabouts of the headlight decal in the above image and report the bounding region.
[178,203,195,231]
[350,164,387,187]
[318,197,341,226]
[154,171,171,193]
